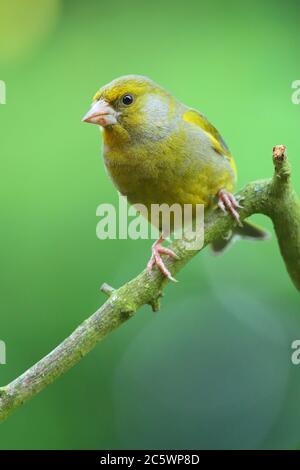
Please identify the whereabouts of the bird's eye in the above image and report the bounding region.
[122,94,134,106]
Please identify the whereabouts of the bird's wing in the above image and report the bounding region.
[183,109,231,158]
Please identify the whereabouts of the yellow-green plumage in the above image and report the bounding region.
[84,75,268,250]
[97,75,236,213]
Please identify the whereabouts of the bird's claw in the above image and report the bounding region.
[147,235,179,282]
[218,189,243,226]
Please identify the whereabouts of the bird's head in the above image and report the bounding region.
[82,75,177,141]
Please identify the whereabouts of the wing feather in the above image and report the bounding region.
[183,109,229,155]
[182,109,237,175]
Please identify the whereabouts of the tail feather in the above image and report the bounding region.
[211,221,270,255]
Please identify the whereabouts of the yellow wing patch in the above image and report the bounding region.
[183,109,237,175]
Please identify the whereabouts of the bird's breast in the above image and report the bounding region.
[103,129,235,210]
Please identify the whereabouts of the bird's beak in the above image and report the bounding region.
[82,99,117,127]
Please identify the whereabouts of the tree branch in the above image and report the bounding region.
[0,145,299,422]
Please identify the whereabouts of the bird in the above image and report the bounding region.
[82,75,268,281]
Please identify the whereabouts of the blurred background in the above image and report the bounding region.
[0,0,299,450]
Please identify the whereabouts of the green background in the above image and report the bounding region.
[0,0,299,450]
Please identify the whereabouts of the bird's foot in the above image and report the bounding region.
[147,234,179,282]
[218,189,243,226]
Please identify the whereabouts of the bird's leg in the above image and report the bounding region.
[217,189,243,226]
[147,234,179,282]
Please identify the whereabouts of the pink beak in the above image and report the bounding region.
[82,100,117,127]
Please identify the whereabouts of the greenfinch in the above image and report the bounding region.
[83,75,267,280]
